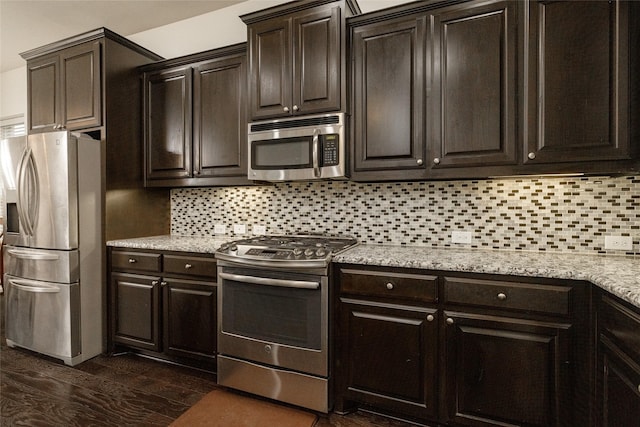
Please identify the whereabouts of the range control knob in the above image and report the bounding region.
[229,244,238,252]
[304,248,315,257]
[316,249,327,257]
[293,248,303,256]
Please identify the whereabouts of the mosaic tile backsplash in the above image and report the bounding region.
[171,175,639,255]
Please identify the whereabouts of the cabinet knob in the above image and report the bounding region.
[185,263,192,270]
[427,314,434,322]
[433,157,441,165]
[528,152,536,160]
[151,280,159,285]
[161,281,167,287]
[128,258,137,263]
[283,106,290,113]
[446,317,454,325]
[193,171,200,176]
[497,292,507,301]
[292,105,299,112]
[264,344,272,354]
[386,282,394,290]
[416,158,423,165]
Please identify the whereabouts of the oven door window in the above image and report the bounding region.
[222,275,321,350]
[251,137,313,170]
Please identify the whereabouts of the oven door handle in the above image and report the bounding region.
[219,272,320,290]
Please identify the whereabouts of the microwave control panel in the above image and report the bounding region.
[321,134,339,166]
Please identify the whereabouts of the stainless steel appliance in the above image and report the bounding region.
[248,112,347,182]
[1,131,103,366]
[215,234,358,412]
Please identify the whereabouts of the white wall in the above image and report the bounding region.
[0,66,27,120]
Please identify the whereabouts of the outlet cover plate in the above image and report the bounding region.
[604,235,633,251]
[214,224,226,234]
[234,224,246,235]
[253,225,266,235]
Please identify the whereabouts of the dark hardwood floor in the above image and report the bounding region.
[0,295,420,426]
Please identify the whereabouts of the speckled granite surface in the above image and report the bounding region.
[107,235,231,254]
[107,236,640,309]
[334,245,640,309]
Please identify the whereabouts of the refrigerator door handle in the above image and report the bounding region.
[7,277,61,294]
[6,248,60,261]
[16,147,39,237]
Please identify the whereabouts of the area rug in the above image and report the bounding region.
[170,389,318,427]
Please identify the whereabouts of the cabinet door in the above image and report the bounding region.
[27,53,60,133]
[350,16,428,180]
[110,272,161,352]
[144,67,193,181]
[193,55,247,178]
[60,41,102,130]
[247,17,292,120]
[163,279,217,363]
[600,336,640,427]
[526,0,632,164]
[336,299,438,420]
[430,1,518,169]
[443,311,572,427]
[292,6,341,115]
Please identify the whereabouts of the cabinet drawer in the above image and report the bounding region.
[163,254,217,279]
[443,277,571,316]
[600,295,640,361]
[111,250,161,273]
[340,268,437,303]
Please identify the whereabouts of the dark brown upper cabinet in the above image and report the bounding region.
[525,0,637,166]
[348,0,639,181]
[350,15,429,181]
[142,44,250,187]
[429,0,519,172]
[242,0,360,121]
[25,40,101,133]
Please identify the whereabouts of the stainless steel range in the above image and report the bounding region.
[215,234,357,413]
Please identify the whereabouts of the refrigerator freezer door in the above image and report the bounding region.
[16,131,78,250]
[1,136,27,246]
[4,275,80,365]
[3,245,79,283]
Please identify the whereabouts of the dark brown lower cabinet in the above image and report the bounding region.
[597,294,640,427]
[335,265,591,426]
[442,312,572,426]
[109,248,217,370]
[335,299,438,420]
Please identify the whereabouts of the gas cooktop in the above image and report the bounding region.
[215,234,358,267]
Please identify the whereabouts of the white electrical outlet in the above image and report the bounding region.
[214,224,226,234]
[451,231,473,244]
[234,224,246,235]
[604,235,633,251]
[253,225,266,235]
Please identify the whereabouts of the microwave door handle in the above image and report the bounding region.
[312,129,321,178]
[219,272,319,290]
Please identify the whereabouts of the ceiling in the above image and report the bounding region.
[0,0,248,73]
[0,0,410,74]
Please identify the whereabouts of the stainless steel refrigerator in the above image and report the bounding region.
[1,131,103,365]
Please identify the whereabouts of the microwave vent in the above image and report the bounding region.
[250,114,342,132]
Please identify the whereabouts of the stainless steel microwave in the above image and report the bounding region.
[248,113,347,182]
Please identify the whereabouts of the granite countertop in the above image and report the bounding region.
[107,235,231,254]
[334,244,640,309]
[107,235,640,309]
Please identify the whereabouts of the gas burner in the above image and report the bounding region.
[215,234,358,267]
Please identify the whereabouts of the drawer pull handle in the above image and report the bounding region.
[151,280,159,285]
[497,292,507,301]
[427,314,434,322]
[446,318,454,325]
[128,258,137,263]
[185,263,192,269]
[386,282,394,290]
